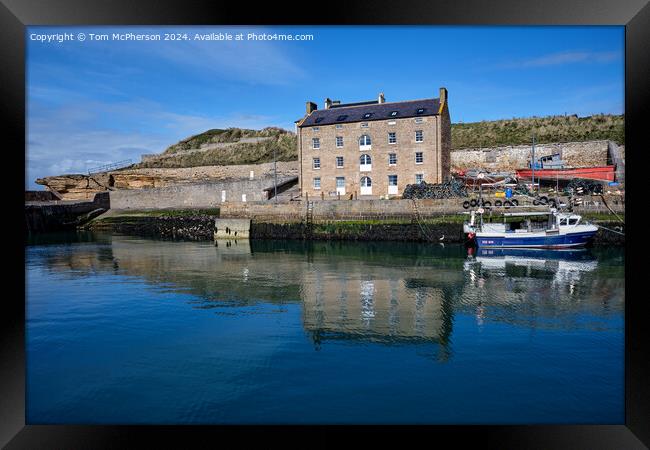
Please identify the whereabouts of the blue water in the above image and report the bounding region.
[26,233,625,424]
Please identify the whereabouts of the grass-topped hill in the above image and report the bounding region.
[451,114,624,149]
[136,127,297,168]
[134,114,624,168]
[163,127,290,154]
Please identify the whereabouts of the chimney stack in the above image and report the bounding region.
[439,87,448,105]
[378,92,385,104]
[306,101,317,114]
[324,98,332,109]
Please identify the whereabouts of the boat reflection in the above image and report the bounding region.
[460,246,620,331]
[465,247,598,285]
[31,234,623,353]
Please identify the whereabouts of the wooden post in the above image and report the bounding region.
[321,191,324,200]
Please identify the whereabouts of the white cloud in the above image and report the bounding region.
[496,50,621,69]
[26,95,285,188]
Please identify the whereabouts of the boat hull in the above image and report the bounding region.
[515,165,615,182]
[474,230,597,249]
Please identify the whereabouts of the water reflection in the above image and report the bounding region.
[26,233,625,424]
[29,233,624,351]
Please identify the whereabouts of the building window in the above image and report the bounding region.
[313,157,321,169]
[360,154,372,172]
[415,130,423,142]
[336,136,344,148]
[415,174,424,184]
[336,124,343,129]
[415,117,423,123]
[336,177,345,188]
[361,176,372,187]
[388,153,397,165]
[415,152,423,164]
[388,132,397,144]
[313,177,321,189]
[361,122,369,128]
[336,156,344,168]
[388,175,398,186]
[313,127,320,132]
[312,138,320,149]
[359,134,372,147]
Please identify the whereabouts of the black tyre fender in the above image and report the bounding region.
[462,200,470,209]
[482,200,491,207]
[533,199,540,205]
[503,201,512,209]
[494,200,502,207]
[539,196,548,205]
[511,199,518,206]
[469,199,478,207]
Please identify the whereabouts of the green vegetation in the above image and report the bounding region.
[317,216,468,227]
[137,128,296,169]
[451,114,624,149]
[163,127,291,154]
[95,208,221,221]
[134,114,624,169]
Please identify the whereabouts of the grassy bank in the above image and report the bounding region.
[132,114,624,169]
[451,114,624,149]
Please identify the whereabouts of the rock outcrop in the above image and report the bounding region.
[36,161,299,200]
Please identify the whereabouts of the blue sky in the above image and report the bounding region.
[26,25,624,188]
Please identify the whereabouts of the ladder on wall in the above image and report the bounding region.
[305,200,314,237]
[410,198,435,242]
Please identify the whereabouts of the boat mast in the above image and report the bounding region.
[531,133,536,193]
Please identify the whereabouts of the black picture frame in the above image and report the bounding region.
[4,0,648,447]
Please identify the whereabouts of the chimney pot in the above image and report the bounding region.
[324,98,332,109]
[306,101,317,114]
[439,87,448,104]
[378,92,385,104]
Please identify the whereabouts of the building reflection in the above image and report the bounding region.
[301,271,454,349]
[31,234,623,354]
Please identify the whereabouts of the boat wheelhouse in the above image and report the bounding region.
[464,209,597,249]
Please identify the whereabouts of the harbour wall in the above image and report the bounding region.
[25,192,110,233]
[450,140,618,172]
[221,199,468,223]
[87,213,624,246]
[109,177,296,210]
[219,197,625,223]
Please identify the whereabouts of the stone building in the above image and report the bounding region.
[296,88,451,199]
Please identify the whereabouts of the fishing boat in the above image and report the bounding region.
[515,152,616,182]
[516,165,616,182]
[463,209,598,248]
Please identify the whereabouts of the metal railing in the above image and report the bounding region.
[87,159,133,175]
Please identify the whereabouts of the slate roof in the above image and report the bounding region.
[298,98,441,128]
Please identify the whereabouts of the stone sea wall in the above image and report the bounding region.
[109,177,296,210]
[87,214,624,246]
[450,140,612,172]
[87,215,215,241]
